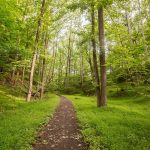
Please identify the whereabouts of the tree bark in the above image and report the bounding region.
[12,67,15,81]
[51,41,57,82]
[125,9,132,44]
[138,0,147,50]
[58,49,63,86]
[91,5,101,107]
[80,49,84,88]
[22,66,25,84]
[98,7,107,106]
[27,0,46,102]
[86,46,95,80]
[68,32,72,76]
[64,31,72,87]
[37,49,42,91]
[40,34,48,99]
[47,42,56,84]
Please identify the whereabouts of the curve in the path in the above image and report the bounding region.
[33,96,88,150]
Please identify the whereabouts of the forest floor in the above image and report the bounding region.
[0,85,59,150]
[0,85,149,150]
[66,93,150,150]
[33,96,88,150]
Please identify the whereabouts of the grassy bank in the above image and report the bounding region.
[0,85,59,150]
[66,94,150,150]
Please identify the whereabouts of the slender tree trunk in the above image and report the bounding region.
[37,49,42,91]
[64,31,72,87]
[64,53,69,87]
[80,49,84,88]
[12,67,16,81]
[138,0,147,50]
[125,9,132,44]
[98,7,107,106]
[27,0,45,102]
[12,54,19,86]
[149,0,150,19]
[68,33,72,76]
[73,61,76,76]
[47,63,52,84]
[47,42,56,84]
[40,34,48,99]
[88,54,95,81]
[16,71,19,81]
[86,47,95,80]
[51,41,57,82]
[37,31,45,91]
[22,66,25,84]
[58,49,62,87]
[91,5,101,107]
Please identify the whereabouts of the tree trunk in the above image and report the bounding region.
[27,0,45,102]
[73,62,76,76]
[51,41,57,82]
[125,9,132,44]
[64,52,69,87]
[91,5,101,107]
[22,66,25,84]
[58,49,62,87]
[98,7,107,106]
[12,67,15,81]
[68,32,72,76]
[47,42,56,84]
[37,49,42,91]
[40,34,48,99]
[138,0,147,50]
[80,49,84,88]
[64,31,72,87]
[86,47,95,80]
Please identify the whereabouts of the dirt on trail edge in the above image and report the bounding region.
[33,96,88,150]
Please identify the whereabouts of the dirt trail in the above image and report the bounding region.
[33,96,88,150]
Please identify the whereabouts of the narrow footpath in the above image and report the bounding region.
[33,96,88,150]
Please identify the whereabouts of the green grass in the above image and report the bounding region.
[0,85,59,150]
[66,94,150,150]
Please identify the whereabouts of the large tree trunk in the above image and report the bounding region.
[91,5,101,107]
[98,7,107,106]
[27,0,45,102]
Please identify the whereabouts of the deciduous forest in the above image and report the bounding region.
[0,0,150,150]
